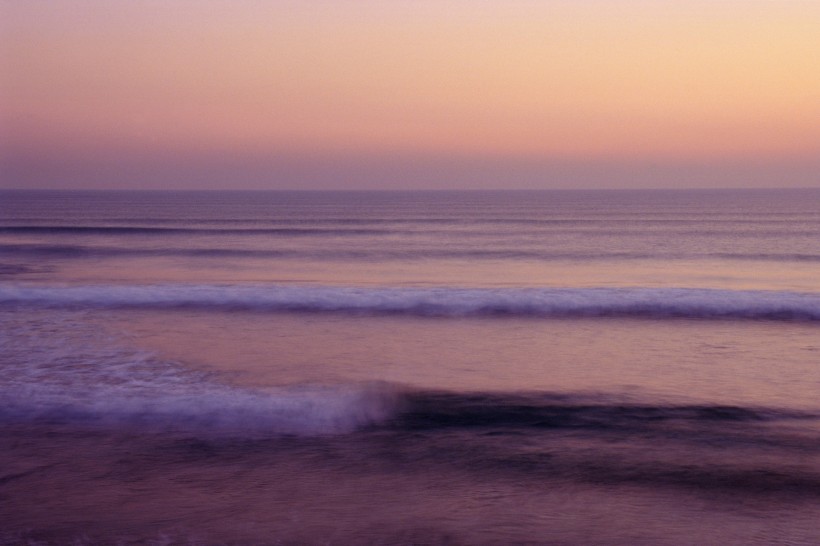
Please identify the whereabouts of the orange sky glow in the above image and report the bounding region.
[2,1,819,189]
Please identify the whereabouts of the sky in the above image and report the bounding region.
[2,0,819,190]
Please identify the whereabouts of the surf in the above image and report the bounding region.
[2,284,819,321]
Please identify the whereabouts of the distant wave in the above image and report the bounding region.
[3,215,818,227]
[712,252,820,262]
[0,225,388,236]
[3,243,820,262]
[2,224,816,239]
[2,284,819,321]
[0,243,292,258]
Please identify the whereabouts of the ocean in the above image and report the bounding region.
[1,189,819,545]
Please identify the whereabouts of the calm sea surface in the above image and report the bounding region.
[1,189,820,544]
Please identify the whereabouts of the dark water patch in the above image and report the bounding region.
[0,244,92,257]
[713,252,820,262]
[0,465,58,486]
[0,225,392,236]
[0,243,292,259]
[485,450,820,498]
[391,391,814,432]
[0,263,41,275]
[3,242,820,264]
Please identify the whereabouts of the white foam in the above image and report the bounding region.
[1,378,400,435]
[1,283,819,320]
[0,313,399,435]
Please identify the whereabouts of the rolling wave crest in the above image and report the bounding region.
[2,284,819,321]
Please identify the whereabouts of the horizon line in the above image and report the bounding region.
[3,187,819,193]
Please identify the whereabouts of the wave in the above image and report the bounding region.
[0,382,400,436]
[2,380,815,436]
[713,252,820,262]
[3,243,820,263]
[0,243,292,258]
[0,264,42,275]
[2,284,819,321]
[392,391,816,431]
[385,392,820,497]
[0,313,400,436]
[0,225,388,236]
[3,216,818,228]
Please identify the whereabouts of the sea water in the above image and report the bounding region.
[1,189,819,544]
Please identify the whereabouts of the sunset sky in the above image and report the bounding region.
[2,0,819,190]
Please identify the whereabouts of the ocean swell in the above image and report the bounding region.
[1,284,819,321]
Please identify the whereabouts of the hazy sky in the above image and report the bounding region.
[2,0,819,190]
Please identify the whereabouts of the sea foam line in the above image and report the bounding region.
[1,284,819,320]
[0,382,401,436]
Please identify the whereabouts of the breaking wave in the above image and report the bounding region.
[0,381,401,436]
[2,373,816,434]
[2,284,819,321]
[3,243,820,262]
[0,313,400,436]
